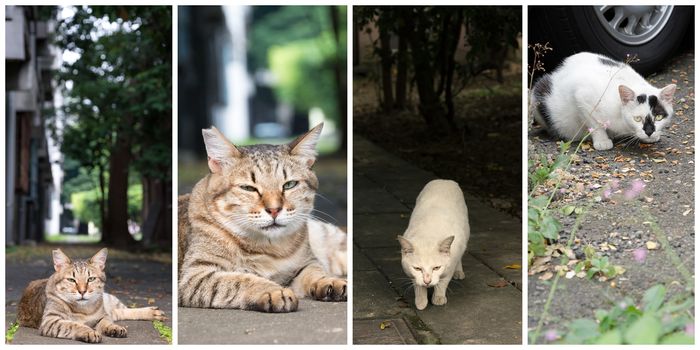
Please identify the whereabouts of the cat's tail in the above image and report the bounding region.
[530,74,554,132]
[17,278,49,329]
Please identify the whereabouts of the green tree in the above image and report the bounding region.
[50,6,171,248]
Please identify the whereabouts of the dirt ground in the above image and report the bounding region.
[353,70,522,217]
[527,50,695,340]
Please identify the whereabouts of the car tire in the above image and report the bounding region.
[529,6,692,75]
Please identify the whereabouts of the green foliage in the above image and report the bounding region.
[5,322,19,343]
[71,183,142,228]
[527,195,561,260]
[153,321,172,344]
[250,6,346,124]
[561,285,694,344]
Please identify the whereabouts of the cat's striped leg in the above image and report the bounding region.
[111,307,165,321]
[179,267,298,312]
[96,317,127,338]
[290,262,347,301]
[39,313,101,343]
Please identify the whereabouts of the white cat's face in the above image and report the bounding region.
[619,84,676,143]
[398,235,453,287]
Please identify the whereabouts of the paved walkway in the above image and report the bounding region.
[5,246,172,344]
[353,136,522,344]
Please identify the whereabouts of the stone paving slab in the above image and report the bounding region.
[178,300,346,344]
[354,319,418,345]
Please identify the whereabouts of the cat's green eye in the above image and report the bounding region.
[634,116,643,122]
[283,181,298,190]
[67,278,76,283]
[413,266,422,271]
[87,277,96,282]
[239,185,258,192]
[655,114,664,121]
[433,266,441,270]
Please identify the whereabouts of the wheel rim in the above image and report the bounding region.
[594,5,674,46]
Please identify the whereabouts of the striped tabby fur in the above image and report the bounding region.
[17,249,165,343]
[178,123,347,312]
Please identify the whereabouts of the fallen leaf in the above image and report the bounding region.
[539,272,554,281]
[646,241,659,250]
[488,279,510,288]
[148,298,156,305]
[379,321,392,330]
[504,264,521,270]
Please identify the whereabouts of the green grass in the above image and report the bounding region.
[44,234,101,244]
[152,321,172,344]
[6,322,19,343]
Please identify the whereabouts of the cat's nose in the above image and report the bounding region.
[423,275,431,285]
[265,207,282,219]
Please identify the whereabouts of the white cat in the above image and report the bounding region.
[531,52,676,150]
[398,179,469,310]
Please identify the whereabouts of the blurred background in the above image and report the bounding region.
[178,5,347,225]
[5,6,172,342]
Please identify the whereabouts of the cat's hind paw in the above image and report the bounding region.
[453,270,465,280]
[310,277,347,302]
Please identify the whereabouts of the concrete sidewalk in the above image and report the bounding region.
[353,136,522,344]
[5,247,172,344]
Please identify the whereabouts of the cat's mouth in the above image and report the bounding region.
[261,223,286,230]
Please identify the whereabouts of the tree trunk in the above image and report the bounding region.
[444,13,463,130]
[103,134,135,248]
[406,25,447,131]
[140,177,165,247]
[329,6,347,153]
[395,34,408,109]
[97,163,107,234]
[378,23,393,112]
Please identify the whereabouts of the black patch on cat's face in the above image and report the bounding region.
[599,56,620,67]
[648,95,668,118]
[637,94,646,104]
[643,116,655,136]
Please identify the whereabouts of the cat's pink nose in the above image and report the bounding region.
[423,275,431,285]
[265,207,282,219]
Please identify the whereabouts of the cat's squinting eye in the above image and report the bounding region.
[634,116,643,122]
[283,180,298,190]
[239,185,258,192]
[67,278,76,283]
[655,114,664,121]
[413,266,422,271]
[433,266,441,270]
[87,277,96,282]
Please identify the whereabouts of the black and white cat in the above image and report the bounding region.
[531,52,676,150]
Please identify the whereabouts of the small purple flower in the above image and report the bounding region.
[603,188,612,199]
[587,127,595,133]
[633,248,647,263]
[610,179,620,189]
[623,179,646,200]
[602,120,611,129]
[560,188,566,194]
[685,323,695,336]
[544,329,558,342]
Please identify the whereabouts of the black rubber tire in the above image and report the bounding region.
[529,6,692,76]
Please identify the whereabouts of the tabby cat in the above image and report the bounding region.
[17,249,165,343]
[178,123,347,313]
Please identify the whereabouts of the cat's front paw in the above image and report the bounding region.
[103,324,127,338]
[415,295,428,310]
[310,277,347,301]
[453,270,465,280]
[75,328,102,343]
[432,294,447,306]
[593,138,613,150]
[147,306,166,321]
[255,288,298,313]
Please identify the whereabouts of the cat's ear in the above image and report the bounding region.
[288,123,323,167]
[659,84,676,103]
[439,236,455,255]
[202,126,242,174]
[52,249,71,272]
[618,85,636,104]
[89,248,108,271]
[397,235,414,254]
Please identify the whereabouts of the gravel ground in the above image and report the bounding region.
[528,50,695,338]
